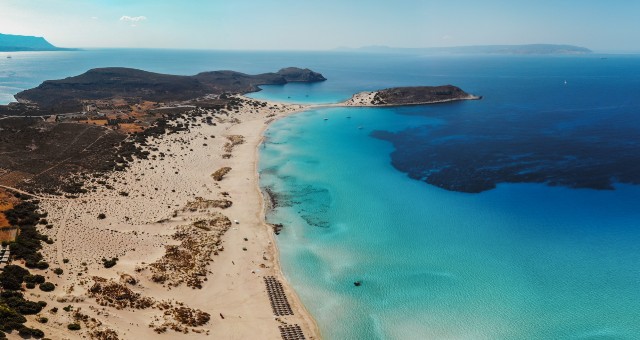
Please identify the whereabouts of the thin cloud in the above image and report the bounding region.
[120,15,147,24]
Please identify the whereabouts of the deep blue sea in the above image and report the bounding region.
[2,49,640,339]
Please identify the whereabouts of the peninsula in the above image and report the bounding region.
[0,33,73,52]
[0,67,476,339]
[0,67,326,340]
[14,67,326,113]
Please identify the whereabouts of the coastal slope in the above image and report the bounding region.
[0,96,319,340]
[0,67,328,339]
[14,67,326,112]
[0,33,70,51]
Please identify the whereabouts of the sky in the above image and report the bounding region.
[1,0,639,52]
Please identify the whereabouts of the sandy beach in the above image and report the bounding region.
[6,96,319,339]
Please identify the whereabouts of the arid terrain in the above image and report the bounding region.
[1,94,318,339]
[0,66,479,339]
[0,67,323,340]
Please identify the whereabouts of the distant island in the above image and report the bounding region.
[0,33,73,51]
[337,44,592,55]
[343,85,480,107]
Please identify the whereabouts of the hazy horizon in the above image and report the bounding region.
[2,0,640,53]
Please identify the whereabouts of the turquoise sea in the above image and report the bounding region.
[2,50,640,339]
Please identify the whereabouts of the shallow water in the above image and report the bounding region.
[261,106,640,339]
[259,56,640,339]
[3,50,639,339]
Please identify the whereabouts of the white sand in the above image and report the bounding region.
[13,96,319,339]
[341,91,377,106]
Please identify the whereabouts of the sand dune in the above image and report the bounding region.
[15,96,318,339]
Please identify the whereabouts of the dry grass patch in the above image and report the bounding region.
[211,167,231,181]
[0,189,17,228]
[150,304,211,334]
[149,213,231,289]
[88,276,155,309]
[89,328,120,340]
[183,197,232,212]
[0,213,10,228]
[223,134,245,153]
[170,306,211,327]
[119,123,144,133]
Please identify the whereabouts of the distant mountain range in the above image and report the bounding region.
[336,44,592,55]
[0,33,73,51]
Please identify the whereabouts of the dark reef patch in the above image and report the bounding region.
[263,182,331,229]
[372,106,640,193]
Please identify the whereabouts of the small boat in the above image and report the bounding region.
[6,56,11,59]
[346,116,351,119]
[324,118,328,121]
[564,80,567,85]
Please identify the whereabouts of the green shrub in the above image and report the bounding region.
[18,327,32,337]
[36,262,49,270]
[4,202,40,226]
[1,265,29,282]
[38,317,48,323]
[6,203,48,269]
[52,268,63,275]
[0,265,36,291]
[102,257,118,268]
[67,323,81,331]
[31,328,45,338]
[0,275,22,290]
[2,321,25,332]
[39,282,55,292]
[0,302,27,327]
[24,274,45,284]
[1,291,43,315]
[14,300,43,315]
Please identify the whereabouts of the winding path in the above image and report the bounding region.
[0,184,148,203]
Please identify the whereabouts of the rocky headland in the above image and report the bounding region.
[342,85,481,107]
[0,33,73,52]
[13,67,326,113]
